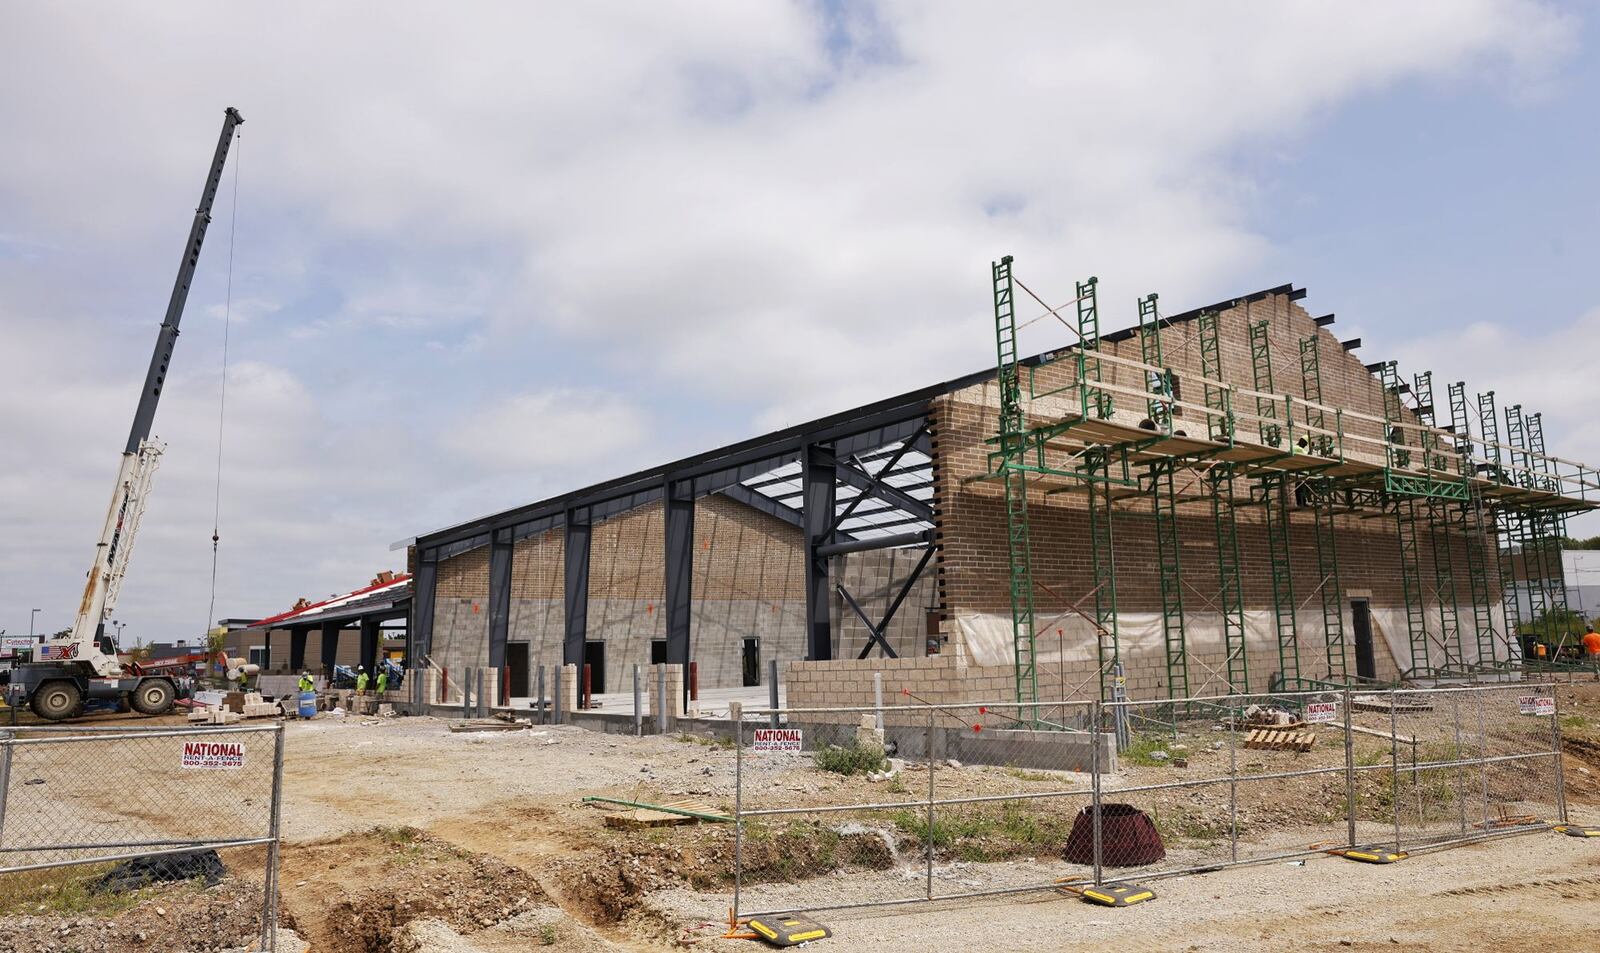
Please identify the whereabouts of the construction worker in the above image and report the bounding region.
[375,667,389,696]
[355,666,369,695]
[297,671,314,693]
[1583,625,1600,660]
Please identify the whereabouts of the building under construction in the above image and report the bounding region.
[405,256,1597,708]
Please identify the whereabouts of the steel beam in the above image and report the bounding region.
[563,506,591,668]
[816,530,931,559]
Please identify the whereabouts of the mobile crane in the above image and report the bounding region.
[11,108,243,721]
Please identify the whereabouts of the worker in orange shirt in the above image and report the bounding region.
[1582,625,1600,660]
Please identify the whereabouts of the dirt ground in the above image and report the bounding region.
[5,680,1600,952]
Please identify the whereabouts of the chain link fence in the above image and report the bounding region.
[729,683,1566,918]
[0,723,285,952]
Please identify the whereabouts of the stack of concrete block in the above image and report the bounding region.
[647,663,684,726]
[241,692,280,718]
[187,707,243,725]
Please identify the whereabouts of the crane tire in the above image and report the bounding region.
[130,678,176,716]
[31,680,82,721]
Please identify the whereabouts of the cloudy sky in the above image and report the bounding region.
[4,1,1599,642]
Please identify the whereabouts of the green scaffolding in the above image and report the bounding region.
[1200,310,1249,692]
[1249,320,1300,685]
[1450,382,1504,670]
[1302,334,1347,680]
[1139,295,1188,699]
[991,255,1040,708]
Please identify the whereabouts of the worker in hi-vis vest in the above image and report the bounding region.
[355,666,369,694]
[375,669,389,695]
[298,671,314,693]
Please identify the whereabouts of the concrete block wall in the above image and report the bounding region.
[430,489,941,691]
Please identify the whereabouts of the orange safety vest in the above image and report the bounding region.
[1583,631,1600,657]
[1535,643,1548,658]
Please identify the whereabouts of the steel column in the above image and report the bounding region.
[319,622,340,678]
[664,478,695,684]
[410,550,437,665]
[487,529,512,671]
[802,443,837,660]
[288,627,308,673]
[563,506,591,668]
[358,617,380,675]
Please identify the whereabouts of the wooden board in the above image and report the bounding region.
[601,799,726,828]
[1244,729,1315,752]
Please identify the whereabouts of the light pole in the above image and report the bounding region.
[112,620,126,644]
[29,608,41,639]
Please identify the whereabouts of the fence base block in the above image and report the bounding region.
[1335,847,1408,864]
[1553,825,1600,838]
[1080,884,1157,907]
[747,914,832,946]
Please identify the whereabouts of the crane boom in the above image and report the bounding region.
[18,108,244,716]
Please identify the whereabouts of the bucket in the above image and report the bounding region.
[297,691,317,718]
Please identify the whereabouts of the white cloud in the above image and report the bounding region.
[443,390,649,472]
[0,1,1585,636]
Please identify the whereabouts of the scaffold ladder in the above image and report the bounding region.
[1299,334,1333,456]
[1302,335,1346,678]
[1084,447,1121,700]
[1309,479,1347,680]
[1451,382,1502,668]
[1210,463,1249,692]
[991,256,1039,707]
[1425,501,1465,674]
[1138,293,1170,433]
[1150,459,1189,699]
[1394,496,1432,676]
[1481,392,1524,634]
[1078,277,1110,420]
[1261,474,1301,685]
[1249,319,1282,448]
[1199,311,1232,443]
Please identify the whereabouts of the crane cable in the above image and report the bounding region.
[205,128,242,641]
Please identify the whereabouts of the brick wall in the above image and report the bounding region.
[923,290,1507,702]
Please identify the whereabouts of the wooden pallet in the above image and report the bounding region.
[1244,728,1315,752]
[601,799,725,828]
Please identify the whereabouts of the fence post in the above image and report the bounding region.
[0,728,13,845]
[1389,689,1402,851]
[462,668,472,721]
[734,701,744,918]
[1343,687,1356,849]
[1475,689,1492,833]
[1228,699,1239,864]
[536,665,546,725]
[874,673,884,731]
[1551,685,1569,824]
[260,723,287,951]
[925,702,935,901]
[768,659,780,728]
[1091,699,1103,886]
[633,664,642,736]
[1450,691,1468,837]
[478,668,487,719]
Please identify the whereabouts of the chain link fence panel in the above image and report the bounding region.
[0,723,284,952]
[732,683,1566,918]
